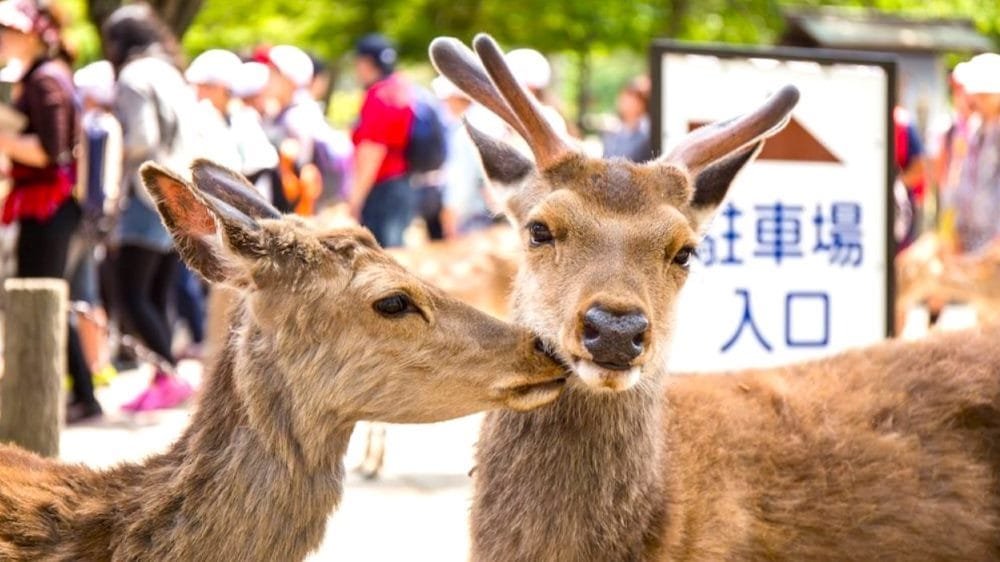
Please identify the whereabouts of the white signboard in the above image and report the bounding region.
[652,45,895,372]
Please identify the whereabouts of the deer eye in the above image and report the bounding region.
[672,246,696,269]
[373,293,419,318]
[528,221,554,246]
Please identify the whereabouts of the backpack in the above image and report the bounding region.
[405,90,448,173]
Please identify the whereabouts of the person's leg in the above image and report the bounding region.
[151,251,181,347]
[118,244,176,365]
[417,185,444,241]
[119,246,193,412]
[67,326,97,404]
[17,201,101,420]
[16,204,76,277]
[69,237,110,375]
[361,178,415,248]
[360,183,391,247]
[173,259,206,346]
[380,178,416,248]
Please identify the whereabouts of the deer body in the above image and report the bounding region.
[427,34,1000,561]
[661,330,1000,560]
[0,327,345,562]
[0,160,566,561]
[473,327,1000,562]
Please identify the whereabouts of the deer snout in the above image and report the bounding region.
[581,306,648,369]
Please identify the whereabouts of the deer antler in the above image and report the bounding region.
[429,37,529,140]
[429,34,571,169]
[666,85,800,172]
[471,34,570,168]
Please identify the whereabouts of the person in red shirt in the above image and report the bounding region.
[348,34,415,247]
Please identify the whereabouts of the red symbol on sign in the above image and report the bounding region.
[689,116,841,163]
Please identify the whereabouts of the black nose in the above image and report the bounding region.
[581,307,648,369]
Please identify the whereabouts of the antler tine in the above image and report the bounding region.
[472,33,570,169]
[190,159,282,220]
[667,85,800,172]
[429,37,531,141]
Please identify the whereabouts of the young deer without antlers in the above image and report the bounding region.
[0,160,567,561]
[432,34,1000,561]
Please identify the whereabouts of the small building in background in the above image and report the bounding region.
[780,8,992,132]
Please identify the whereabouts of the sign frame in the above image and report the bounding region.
[649,40,898,340]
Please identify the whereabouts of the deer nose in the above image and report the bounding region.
[581,307,648,369]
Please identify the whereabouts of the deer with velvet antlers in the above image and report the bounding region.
[431,34,1000,561]
[0,160,567,561]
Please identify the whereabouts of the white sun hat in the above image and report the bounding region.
[505,48,551,90]
[268,44,313,88]
[73,60,115,106]
[231,61,270,98]
[960,53,1000,94]
[185,49,243,89]
[431,76,468,100]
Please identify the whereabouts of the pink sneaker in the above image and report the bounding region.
[122,372,194,412]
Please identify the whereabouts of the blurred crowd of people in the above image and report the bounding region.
[894,53,1000,260]
[0,0,654,423]
[931,53,1000,258]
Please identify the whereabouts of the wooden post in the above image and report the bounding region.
[0,278,66,457]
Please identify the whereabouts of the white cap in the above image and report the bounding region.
[231,61,270,98]
[431,76,467,100]
[185,49,242,89]
[952,61,971,87]
[268,44,313,88]
[73,60,115,106]
[960,53,1000,95]
[0,0,34,34]
[505,48,551,90]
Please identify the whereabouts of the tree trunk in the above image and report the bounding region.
[0,278,67,458]
[87,0,205,40]
[664,0,690,38]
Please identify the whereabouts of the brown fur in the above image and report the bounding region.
[429,34,1000,562]
[896,232,1000,327]
[0,162,566,561]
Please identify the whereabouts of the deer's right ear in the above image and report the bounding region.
[466,122,535,187]
[141,163,262,285]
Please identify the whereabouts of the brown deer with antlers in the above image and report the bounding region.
[0,160,567,561]
[431,34,1000,561]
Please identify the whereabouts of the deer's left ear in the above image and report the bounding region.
[687,142,762,230]
[141,163,265,285]
[465,122,540,221]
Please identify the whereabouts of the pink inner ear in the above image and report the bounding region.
[155,175,217,237]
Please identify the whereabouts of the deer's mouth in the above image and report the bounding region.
[503,377,568,411]
[572,357,642,392]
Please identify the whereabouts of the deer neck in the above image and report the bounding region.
[473,356,669,561]
[111,310,349,561]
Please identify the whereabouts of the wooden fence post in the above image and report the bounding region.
[0,278,66,457]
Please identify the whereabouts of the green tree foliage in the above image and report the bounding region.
[177,0,998,127]
[181,0,997,59]
[64,0,999,120]
[86,0,203,38]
